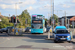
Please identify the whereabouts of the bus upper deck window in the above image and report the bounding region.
[32,17,36,19]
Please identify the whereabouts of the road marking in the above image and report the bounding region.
[0,37,13,44]
[0,40,8,44]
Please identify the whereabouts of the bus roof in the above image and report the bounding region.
[55,26,66,29]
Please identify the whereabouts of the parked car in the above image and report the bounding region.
[1,28,8,33]
[1,26,13,33]
[0,29,3,33]
[25,27,31,32]
[53,27,71,43]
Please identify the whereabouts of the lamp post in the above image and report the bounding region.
[59,4,68,27]
[15,2,23,23]
[14,2,22,35]
[52,0,54,32]
[44,0,54,37]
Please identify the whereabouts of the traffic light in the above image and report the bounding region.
[13,17,16,23]
[17,19,20,23]
[9,17,13,23]
[11,16,16,23]
[9,15,20,23]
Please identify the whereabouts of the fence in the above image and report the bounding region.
[8,28,23,35]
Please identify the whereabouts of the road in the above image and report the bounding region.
[0,32,75,50]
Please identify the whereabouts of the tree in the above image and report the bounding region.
[49,14,58,26]
[18,9,31,28]
[0,17,14,28]
[45,18,48,21]
[0,9,31,28]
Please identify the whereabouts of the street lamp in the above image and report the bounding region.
[58,4,68,27]
[51,0,54,32]
[15,2,23,23]
[44,0,54,31]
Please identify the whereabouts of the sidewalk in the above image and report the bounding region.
[68,28,75,34]
[67,28,75,43]
[72,38,75,43]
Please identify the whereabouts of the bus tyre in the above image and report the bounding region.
[54,40,58,43]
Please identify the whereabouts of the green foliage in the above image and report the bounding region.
[0,17,14,28]
[18,9,31,28]
[45,18,48,21]
[0,9,31,28]
[49,14,58,25]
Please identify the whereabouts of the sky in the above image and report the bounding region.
[0,0,75,19]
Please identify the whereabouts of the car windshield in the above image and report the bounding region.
[56,29,66,30]
[56,30,68,34]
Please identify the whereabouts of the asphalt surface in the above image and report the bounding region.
[0,32,75,50]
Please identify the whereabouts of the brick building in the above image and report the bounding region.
[70,16,75,25]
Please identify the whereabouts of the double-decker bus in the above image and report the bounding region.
[31,14,46,34]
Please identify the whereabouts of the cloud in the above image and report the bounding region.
[72,0,75,3]
[0,0,22,4]
[45,4,50,7]
[26,6,33,10]
[0,4,20,9]
[63,4,70,8]
[25,0,36,4]
[21,0,36,7]
[0,0,36,9]
[39,0,45,1]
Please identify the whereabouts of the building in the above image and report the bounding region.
[0,12,1,16]
[70,16,75,25]
[59,16,75,27]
